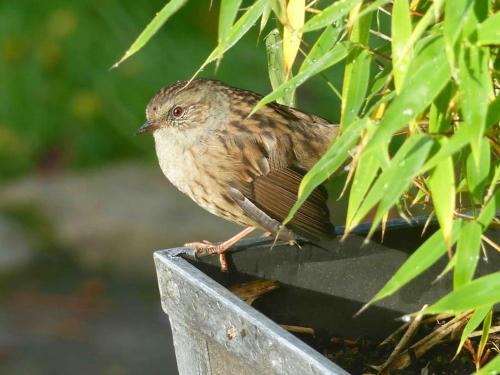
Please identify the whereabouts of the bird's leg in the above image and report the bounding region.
[185,226,257,272]
[227,187,296,242]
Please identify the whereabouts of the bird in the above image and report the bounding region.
[137,78,339,270]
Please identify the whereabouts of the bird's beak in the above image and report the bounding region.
[136,120,155,135]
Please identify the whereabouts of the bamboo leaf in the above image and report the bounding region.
[112,0,189,68]
[486,95,500,128]
[425,271,500,314]
[340,9,372,129]
[369,220,462,304]
[443,0,473,66]
[283,0,305,76]
[259,1,272,33]
[476,10,500,46]
[477,189,498,229]
[270,0,286,23]
[346,147,380,227]
[195,0,269,75]
[427,153,455,247]
[341,49,371,127]
[475,354,500,375]
[428,83,454,134]
[466,138,491,203]
[422,126,470,173]
[299,25,341,74]
[352,0,391,24]
[219,0,243,45]
[453,220,482,289]
[302,0,363,33]
[462,0,489,38]
[283,118,370,225]
[251,42,351,115]
[349,135,434,231]
[365,36,452,155]
[458,45,490,165]
[477,308,492,362]
[456,305,492,355]
[366,136,435,236]
[265,29,293,105]
[392,0,413,92]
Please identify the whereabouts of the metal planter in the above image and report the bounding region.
[154,227,498,374]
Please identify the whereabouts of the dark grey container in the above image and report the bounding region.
[154,226,499,375]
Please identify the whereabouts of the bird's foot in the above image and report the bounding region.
[184,240,224,255]
[184,226,257,272]
[184,240,230,272]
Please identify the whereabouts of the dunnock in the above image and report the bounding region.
[138,79,339,270]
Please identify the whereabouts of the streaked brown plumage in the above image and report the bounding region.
[138,79,339,268]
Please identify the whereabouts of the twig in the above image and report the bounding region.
[379,312,472,373]
[468,326,500,339]
[374,305,427,373]
[280,324,316,336]
[482,235,500,253]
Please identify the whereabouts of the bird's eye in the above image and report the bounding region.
[172,106,183,118]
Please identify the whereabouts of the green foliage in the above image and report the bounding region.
[116,0,498,368]
[112,0,189,68]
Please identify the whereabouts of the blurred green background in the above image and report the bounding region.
[0,0,340,181]
[0,1,342,373]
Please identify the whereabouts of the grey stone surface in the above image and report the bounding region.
[0,215,34,273]
[0,162,240,277]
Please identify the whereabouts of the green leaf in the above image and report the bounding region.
[370,220,462,304]
[283,118,369,225]
[456,305,492,355]
[112,0,189,68]
[427,153,455,247]
[251,42,351,115]
[458,45,490,165]
[477,189,498,229]
[422,126,470,173]
[219,0,243,45]
[349,135,434,231]
[269,0,286,23]
[346,147,380,227]
[299,25,341,74]
[365,36,452,155]
[466,138,491,202]
[259,1,272,33]
[453,220,482,289]
[475,351,500,375]
[354,0,391,23]
[283,0,305,77]
[486,95,500,128]
[302,0,363,32]
[396,0,445,64]
[341,49,371,127]
[425,271,500,314]
[462,0,489,38]
[429,83,454,134]
[476,10,500,45]
[195,0,269,75]
[265,29,293,105]
[478,308,493,363]
[340,10,372,129]
[443,0,473,66]
[392,0,413,92]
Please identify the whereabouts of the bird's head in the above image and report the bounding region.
[137,79,226,135]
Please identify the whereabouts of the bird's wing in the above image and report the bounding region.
[224,103,337,240]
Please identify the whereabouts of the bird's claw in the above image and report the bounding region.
[184,241,229,272]
[184,241,223,256]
